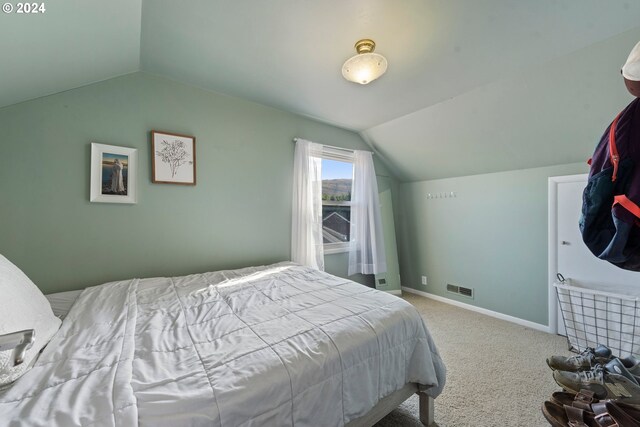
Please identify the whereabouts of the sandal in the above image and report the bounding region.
[551,390,598,411]
[591,401,640,426]
[542,400,599,427]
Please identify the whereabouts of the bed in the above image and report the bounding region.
[0,261,445,426]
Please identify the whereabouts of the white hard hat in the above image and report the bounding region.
[622,41,640,81]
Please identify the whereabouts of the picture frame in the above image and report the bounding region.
[90,143,138,204]
[151,131,196,185]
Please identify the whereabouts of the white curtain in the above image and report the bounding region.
[291,139,325,271]
[348,150,387,275]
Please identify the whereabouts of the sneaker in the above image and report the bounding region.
[553,359,640,405]
[622,355,640,377]
[547,344,612,371]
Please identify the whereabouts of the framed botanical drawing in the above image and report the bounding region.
[151,131,196,185]
[90,143,138,204]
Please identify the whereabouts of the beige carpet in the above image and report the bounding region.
[375,293,572,427]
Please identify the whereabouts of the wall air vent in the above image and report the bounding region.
[459,287,473,298]
[446,283,474,299]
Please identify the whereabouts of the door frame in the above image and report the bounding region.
[548,174,588,335]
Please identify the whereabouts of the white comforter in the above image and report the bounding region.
[0,262,445,426]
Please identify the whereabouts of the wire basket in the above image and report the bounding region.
[555,280,640,357]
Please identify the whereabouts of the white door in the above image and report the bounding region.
[550,175,640,335]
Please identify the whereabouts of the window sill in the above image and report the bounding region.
[324,242,350,255]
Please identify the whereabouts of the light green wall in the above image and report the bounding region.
[0,72,393,294]
[397,162,588,326]
[373,176,401,293]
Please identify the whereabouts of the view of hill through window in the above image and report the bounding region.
[322,159,353,244]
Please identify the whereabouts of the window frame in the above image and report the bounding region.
[319,147,354,255]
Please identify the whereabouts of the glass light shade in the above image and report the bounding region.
[341,53,388,85]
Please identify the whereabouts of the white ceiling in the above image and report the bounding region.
[2,0,640,181]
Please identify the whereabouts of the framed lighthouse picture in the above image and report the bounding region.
[90,142,138,204]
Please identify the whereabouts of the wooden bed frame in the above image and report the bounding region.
[346,383,435,427]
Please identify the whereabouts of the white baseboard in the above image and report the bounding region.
[401,286,550,333]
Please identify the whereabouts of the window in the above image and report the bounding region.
[321,150,354,254]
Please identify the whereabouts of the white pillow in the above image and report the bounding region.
[0,255,61,387]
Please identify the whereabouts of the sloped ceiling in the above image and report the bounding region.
[0,0,142,108]
[362,29,640,181]
[2,1,640,181]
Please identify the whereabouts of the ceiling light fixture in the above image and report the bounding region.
[341,39,388,85]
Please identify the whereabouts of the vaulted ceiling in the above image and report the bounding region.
[2,0,640,181]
